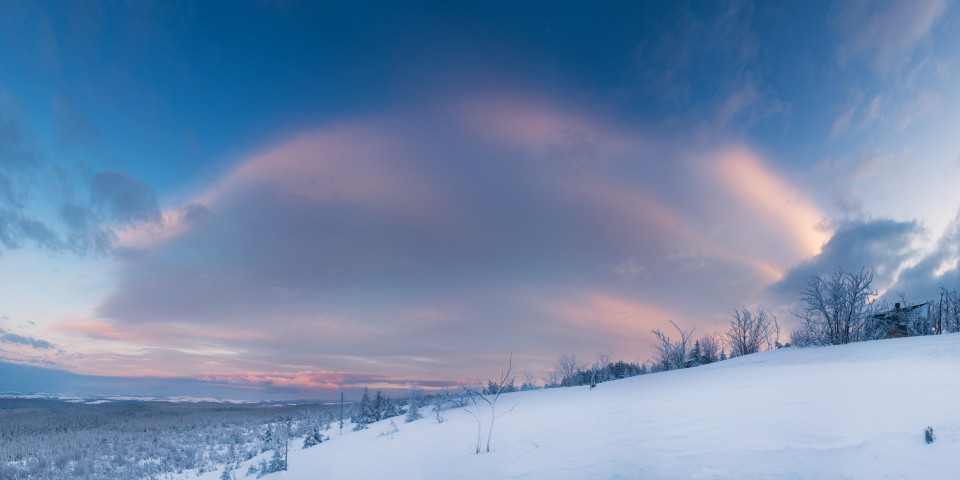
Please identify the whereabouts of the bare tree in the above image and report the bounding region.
[553,353,582,386]
[937,286,960,333]
[461,355,519,454]
[724,307,779,357]
[542,368,562,388]
[698,332,722,364]
[793,266,877,345]
[520,371,540,390]
[651,320,695,370]
[595,353,612,385]
[432,390,449,424]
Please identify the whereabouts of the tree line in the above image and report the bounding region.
[545,265,960,386]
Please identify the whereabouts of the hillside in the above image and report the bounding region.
[214,334,960,480]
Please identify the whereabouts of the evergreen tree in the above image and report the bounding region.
[352,388,374,431]
[260,426,272,453]
[689,340,703,367]
[267,449,285,473]
[405,393,422,423]
[302,426,325,448]
[373,391,386,421]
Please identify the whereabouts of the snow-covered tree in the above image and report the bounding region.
[724,307,779,356]
[373,390,386,421]
[934,286,960,333]
[551,353,584,387]
[302,425,326,448]
[699,333,721,364]
[405,389,423,423]
[688,340,703,367]
[651,320,695,370]
[352,388,375,431]
[793,266,878,345]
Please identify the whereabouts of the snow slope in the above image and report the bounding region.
[220,334,960,479]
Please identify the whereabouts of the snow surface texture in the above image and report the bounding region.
[210,334,960,480]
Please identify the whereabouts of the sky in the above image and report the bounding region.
[1,0,960,400]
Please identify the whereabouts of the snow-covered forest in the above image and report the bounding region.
[0,399,341,479]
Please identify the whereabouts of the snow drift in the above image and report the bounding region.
[220,334,960,479]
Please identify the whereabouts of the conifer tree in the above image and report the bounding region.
[352,387,374,431]
[405,390,423,423]
[373,390,386,421]
[689,340,703,367]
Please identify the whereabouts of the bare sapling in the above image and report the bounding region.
[461,354,519,453]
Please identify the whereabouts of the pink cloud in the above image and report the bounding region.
[199,370,457,392]
[114,124,465,250]
[550,293,678,339]
[711,148,829,261]
[53,320,270,345]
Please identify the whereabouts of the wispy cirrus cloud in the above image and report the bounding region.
[830,0,950,73]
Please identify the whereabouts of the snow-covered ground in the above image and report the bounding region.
[211,334,960,479]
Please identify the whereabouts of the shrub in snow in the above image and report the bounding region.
[378,420,399,439]
[925,427,935,444]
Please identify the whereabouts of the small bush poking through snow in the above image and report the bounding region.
[925,427,935,444]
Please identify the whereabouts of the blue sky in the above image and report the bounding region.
[1,0,959,399]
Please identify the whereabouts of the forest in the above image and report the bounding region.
[0,399,341,480]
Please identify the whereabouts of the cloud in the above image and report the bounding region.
[712,73,790,132]
[633,2,788,134]
[607,257,645,281]
[887,207,960,299]
[0,94,160,257]
[894,90,941,130]
[769,219,923,303]
[71,100,834,379]
[89,171,161,225]
[831,0,949,73]
[711,148,829,260]
[198,371,459,394]
[828,93,886,141]
[811,150,909,216]
[0,208,64,251]
[0,327,56,350]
